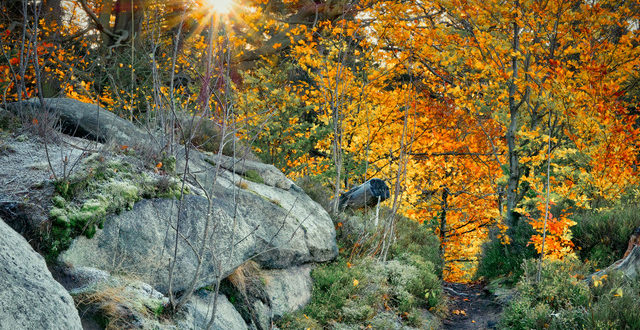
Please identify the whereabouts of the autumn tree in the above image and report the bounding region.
[2,0,638,282]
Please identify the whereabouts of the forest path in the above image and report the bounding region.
[441,282,502,329]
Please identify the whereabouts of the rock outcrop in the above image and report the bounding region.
[60,185,336,295]
[0,217,82,329]
[0,98,337,328]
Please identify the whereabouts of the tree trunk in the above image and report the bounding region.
[439,187,449,259]
[111,0,144,48]
[97,0,114,47]
[506,0,521,228]
[41,0,63,97]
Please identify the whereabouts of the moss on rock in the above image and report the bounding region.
[44,154,185,261]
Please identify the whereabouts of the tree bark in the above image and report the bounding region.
[41,0,63,97]
[111,0,144,47]
[439,187,449,259]
[97,0,114,47]
[506,0,521,228]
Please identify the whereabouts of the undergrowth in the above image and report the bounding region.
[572,204,640,269]
[276,209,446,329]
[476,218,538,284]
[501,256,640,329]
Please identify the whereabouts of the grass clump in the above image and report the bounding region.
[243,169,264,184]
[572,204,640,269]
[0,108,21,132]
[44,156,184,260]
[217,260,271,327]
[500,256,640,329]
[74,280,167,329]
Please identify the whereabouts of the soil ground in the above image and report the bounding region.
[441,282,502,329]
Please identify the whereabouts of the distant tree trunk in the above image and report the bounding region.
[439,187,449,259]
[111,0,144,48]
[41,0,63,97]
[97,0,114,47]
[78,0,144,50]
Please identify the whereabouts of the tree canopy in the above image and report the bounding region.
[1,0,639,281]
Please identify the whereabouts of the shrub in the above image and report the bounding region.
[295,176,332,212]
[335,208,441,272]
[500,256,640,329]
[391,217,443,274]
[277,254,445,329]
[572,204,640,269]
[585,271,640,329]
[277,205,445,329]
[476,219,538,283]
[179,116,259,161]
[0,108,20,132]
[500,256,590,329]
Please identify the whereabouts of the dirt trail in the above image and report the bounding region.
[441,282,502,329]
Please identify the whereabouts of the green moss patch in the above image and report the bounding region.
[44,156,185,260]
[243,169,264,184]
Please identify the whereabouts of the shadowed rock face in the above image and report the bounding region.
[7,98,146,143]
[177,291,249,330]
[0,217,82,330]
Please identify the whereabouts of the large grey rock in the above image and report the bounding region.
[61,141,336,295]
[7,98,146,144]
[0,217,82,329]
[179,149,337,265]
[262,265,313,318]
[176,291,248,330]
[60,188,336,294]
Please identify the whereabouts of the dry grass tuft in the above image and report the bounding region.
[227,260,262,296]
[74,281,166,329]
[236,179,249,190]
